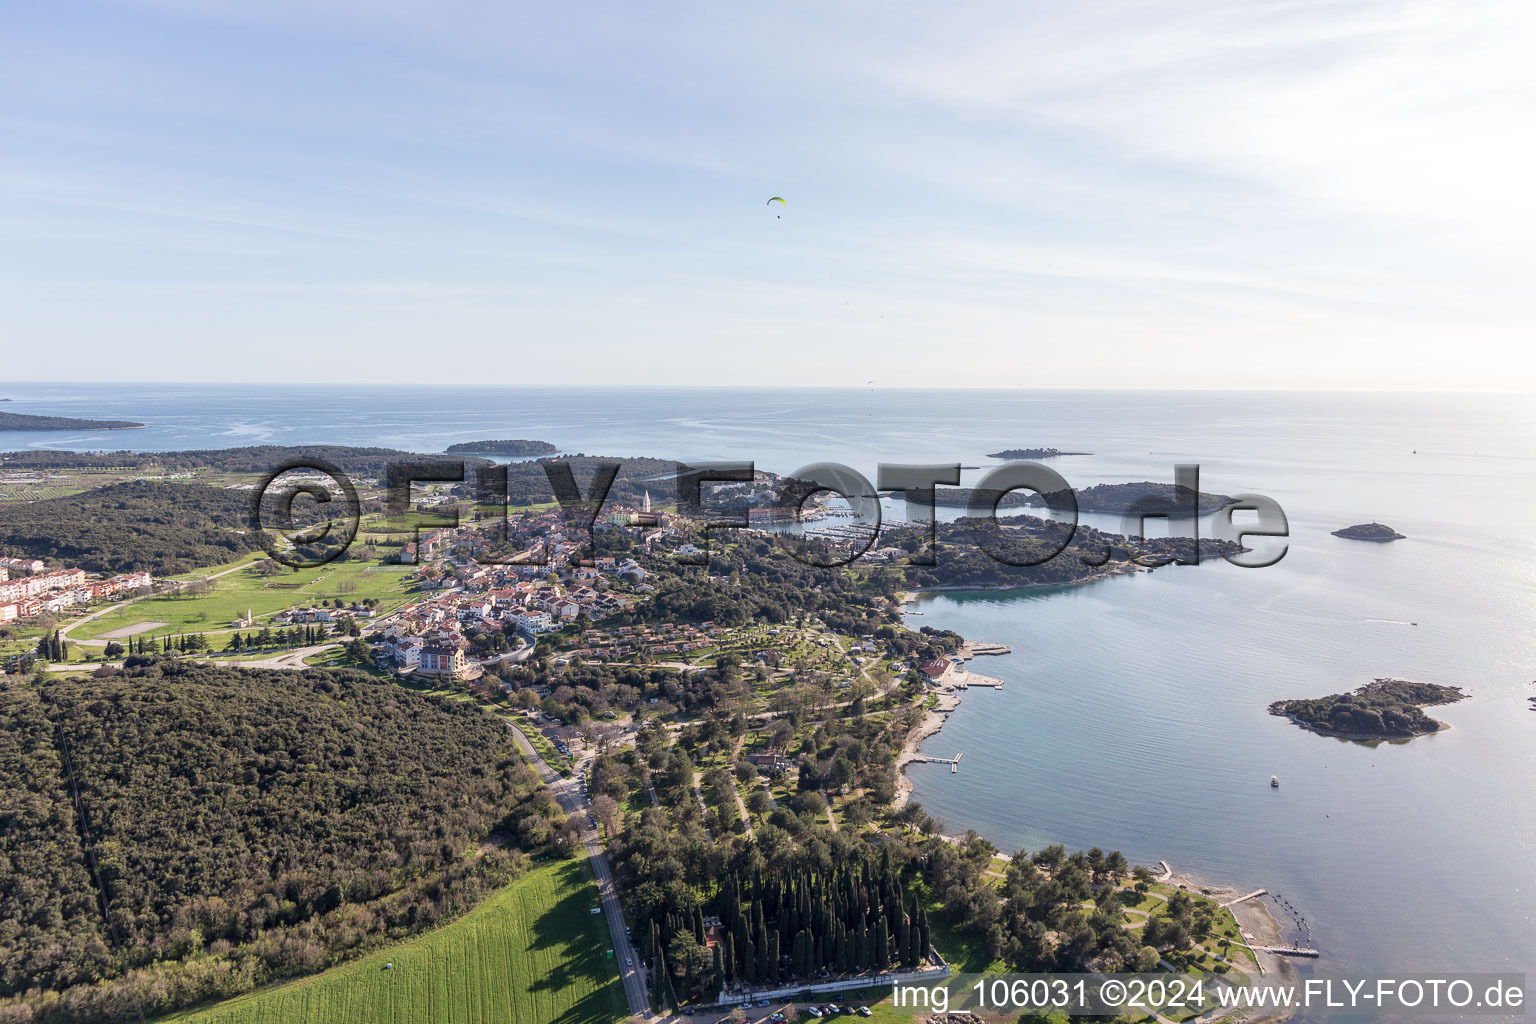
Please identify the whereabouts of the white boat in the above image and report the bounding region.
[1271,775,1280,788]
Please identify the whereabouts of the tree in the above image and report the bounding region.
[103,641,125,659]
[592,794,621,834]
[668,933,710,992]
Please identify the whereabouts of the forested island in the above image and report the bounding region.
[0,659,562,1022]
[0,412,144,431]
[445,439,558,456]
[1270,677,1467,740]
[894,481,1235,516]
[987,447,1090,459]
[1332,522,1406,542]
[1027,482,1236,516]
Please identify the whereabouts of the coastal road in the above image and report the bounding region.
[504,722,652,1017]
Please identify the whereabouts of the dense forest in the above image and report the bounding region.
[0,413,144,431]
[0,445,485,477]
[895,515,1242,589]
[1270,677,1467,738]
[631,853,932,1002]
[0,660,556,1023]
[0,480,263,574]
[445,439,558,455]
[1022,482,1236,516]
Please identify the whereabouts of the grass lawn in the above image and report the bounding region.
[160,859,625,1024]
[74,561,416,642]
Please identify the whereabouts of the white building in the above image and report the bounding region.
[516,611,555,635]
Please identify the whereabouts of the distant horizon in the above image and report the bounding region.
[2,380,1534,395]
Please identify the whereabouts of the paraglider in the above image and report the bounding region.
[766,196,785,218]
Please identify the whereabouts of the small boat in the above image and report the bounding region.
[1270,775,1280,788]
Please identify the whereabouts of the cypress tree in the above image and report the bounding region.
[768,932,780,982]
[755,917,769,981]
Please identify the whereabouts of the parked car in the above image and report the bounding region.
[858,1009,872,1017]
[804,1009,822,1018]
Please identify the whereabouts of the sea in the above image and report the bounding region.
[3,383,1533,1008]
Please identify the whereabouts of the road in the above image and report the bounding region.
[505,721,652,1017]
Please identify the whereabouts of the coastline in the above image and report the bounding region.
[896,563,1141,603]
[893,589,1302,1001]
[892,689,959,810]
[1162,868,1300,980]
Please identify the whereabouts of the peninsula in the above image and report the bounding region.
[0,411,144,431]
[445,438,558,456]
[1270,677,1467,740]
[1023,481,1237,516]
[987,447,1091,459]
[1332,522,1406,542]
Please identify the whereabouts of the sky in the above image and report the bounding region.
[2,0,1534,389]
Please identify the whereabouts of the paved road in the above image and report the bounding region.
[505,722,652,1017]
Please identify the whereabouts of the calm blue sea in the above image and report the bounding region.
[4,383,1533,1002]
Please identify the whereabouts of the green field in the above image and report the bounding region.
[73,560,417,642]
[162,859,625,1024]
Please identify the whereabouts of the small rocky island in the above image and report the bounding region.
[444,439,558,456]
[1332,522,1406,542]
[988,447,1091,459]
[1270,678,1466,740]
[0,411,144,430]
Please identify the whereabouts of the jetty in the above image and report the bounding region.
[949,669,1003,689]
[961,641,1012,657]
[1221,889,1267,908]
[911,752,963,773]
[1252,945,1321,958]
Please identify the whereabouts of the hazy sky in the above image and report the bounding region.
[3,0,1534,388]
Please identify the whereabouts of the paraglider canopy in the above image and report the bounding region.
[766,196,786,206]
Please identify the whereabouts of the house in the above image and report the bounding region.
[0,603,17,622]
[393,637,424,670]
[747,750,794,775]
[418,643,470,679]
[918,658,951,683]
